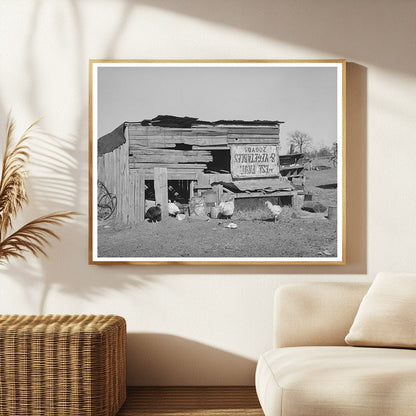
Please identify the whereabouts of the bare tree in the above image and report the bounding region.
[288,131,313,154]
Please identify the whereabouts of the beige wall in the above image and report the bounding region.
[0,0,415,385]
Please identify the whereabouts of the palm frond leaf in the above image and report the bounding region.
[0,211,78,264]
[0,117,39,237]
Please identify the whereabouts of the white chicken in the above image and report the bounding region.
[168,201,180,217]
[218,199,235,219]
[265,201,282,222]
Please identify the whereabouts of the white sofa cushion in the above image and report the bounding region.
[256,346,416,416]
[274,283,369,348]
[345,272,416,348]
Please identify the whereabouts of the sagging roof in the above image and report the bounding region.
[140,115,284,128]
[98,115,284,156]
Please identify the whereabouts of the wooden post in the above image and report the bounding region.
[115,148,122,223]
[292,191,303,210]
[154,167,168,220]
[137,170,145,222]
[129,170,145,224]
[189,181,195,199]
[117,143,130,224]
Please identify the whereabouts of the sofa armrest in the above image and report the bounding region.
[274,282,370,348]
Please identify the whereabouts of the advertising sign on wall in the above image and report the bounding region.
[230,144,279,178]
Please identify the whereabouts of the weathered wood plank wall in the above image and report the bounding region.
[97,137,132,224]
[127,123,280,177]
[98,121,281,224]
[129,169,145,224]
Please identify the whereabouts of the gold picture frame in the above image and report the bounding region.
[89,60,346,265]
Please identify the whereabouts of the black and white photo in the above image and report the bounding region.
[89,60,345,264]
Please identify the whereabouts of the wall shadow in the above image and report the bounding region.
[135,0,413,76]
[0,124,161,313]
[127,333,257,385]
[0,1,160,312]
[0,3,369,302]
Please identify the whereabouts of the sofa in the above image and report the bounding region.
[255,278,416,416]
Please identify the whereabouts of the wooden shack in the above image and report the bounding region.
[97,115,299,224]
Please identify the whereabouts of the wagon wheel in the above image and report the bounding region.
[97,180,117,221]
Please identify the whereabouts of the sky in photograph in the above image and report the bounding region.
[97,65,338,152]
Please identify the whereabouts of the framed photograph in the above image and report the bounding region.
[89,60,345,265]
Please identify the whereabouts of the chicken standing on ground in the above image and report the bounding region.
[168,201,180,217]
[145,204,162,222]
[265,201,283,222]
[219,199,235,219]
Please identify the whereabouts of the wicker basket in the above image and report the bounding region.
[0,314,126,416]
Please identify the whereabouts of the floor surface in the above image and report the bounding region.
[117,386,264,416]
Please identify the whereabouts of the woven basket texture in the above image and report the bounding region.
[0,314,126,416]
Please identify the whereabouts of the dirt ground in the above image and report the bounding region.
[97,168,338,259]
